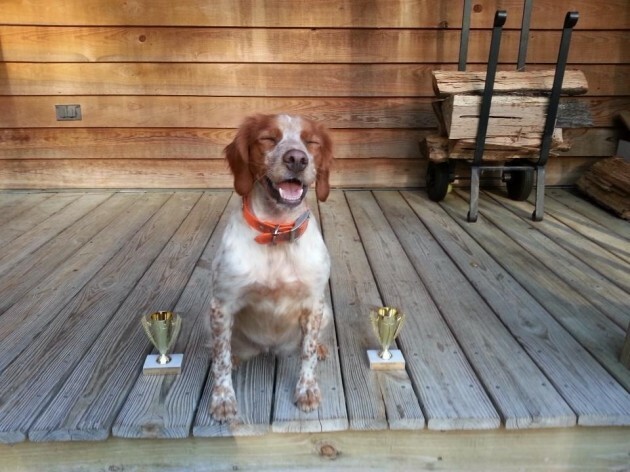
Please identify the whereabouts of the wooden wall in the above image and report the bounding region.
[0,0,627,190]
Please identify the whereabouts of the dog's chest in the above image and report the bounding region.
[214,217,329,307]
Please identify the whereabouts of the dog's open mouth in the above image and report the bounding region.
[266,178,307,206]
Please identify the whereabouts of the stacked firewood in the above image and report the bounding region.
[577,157,630,219]
[422,70,589,162]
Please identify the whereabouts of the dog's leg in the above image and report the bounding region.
[294,298,325,412]
[208,298,237,422]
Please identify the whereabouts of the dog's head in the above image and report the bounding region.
[224,114,334,205]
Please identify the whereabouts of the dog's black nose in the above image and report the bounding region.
[283,150,308,173]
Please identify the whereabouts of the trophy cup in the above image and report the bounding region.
[367,306,406,370]
[141,311,183,375]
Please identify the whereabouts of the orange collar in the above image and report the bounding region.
[242,196,310,245]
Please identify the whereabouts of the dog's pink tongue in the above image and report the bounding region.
[278,181,303,201]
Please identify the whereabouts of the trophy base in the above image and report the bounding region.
[367,349,405,371]
[143,353,183,375]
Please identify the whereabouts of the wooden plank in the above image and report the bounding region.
[443,191,630,392]
[271,195,348,433]
[433,70,588,97]
[0,194,121,317]
[0,64,622,99]
[6,428,629,472]
[473,191,630,330]
[0,193,154,365]
[193,354,276,437]
[421,134,572,164]
[0,192,179,444]
[373,191,575,428]
[0,63,442,97]
[0,192,81,247]
[0,129,615,164]
[0,128,429,160]
[0,193,111,279]
[111,192,231,439]
[3,0,627,29]
[0,193,54,226]
[0,155,606,190]
[3,427,630,472]
[547,188,630,240]
[113,193,272,439]
[318,190,421,430]
[0,158,425,190]
[1,26,627,66]
[443,95,549,140]
[0,96,620,130]
[347,191,499,430]
[525,194,630,271]
[419,190,630,425]
[27,192,218,442]
[0,96,437,129]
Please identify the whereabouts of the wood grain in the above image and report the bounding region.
[0,97,438,129]
[271,195,348,433]
[3,0,628,29]
[0,193,115,314]
[1,26,627,65]
[28,192,218,442]
[111,192,231,439]
[0,193,178,444]
[423,190,630,426]
[472,191,630,330]
[373,190,575,428]
[347,191,500,430]
[319,191,416,430]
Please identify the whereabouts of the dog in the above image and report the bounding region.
[207,114,334,422]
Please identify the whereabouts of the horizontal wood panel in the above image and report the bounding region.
[1,27,627,65]
[0,129,426,160]
[0,96,437,128]
[3,0,627,29]
[0,156,599,190]
[0,128,614,161]
[0,158,422,189]
[0,63,623,97]
[0,96,623,129]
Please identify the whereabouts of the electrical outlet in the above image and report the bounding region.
[55,104,82,121]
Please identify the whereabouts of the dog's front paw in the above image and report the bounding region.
[210,385,238,422]
[294,379,321,412]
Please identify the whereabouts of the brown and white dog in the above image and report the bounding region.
[207,114,334,422]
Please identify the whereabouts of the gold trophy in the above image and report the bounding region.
[367,306,406,370]
[141,311,183,375]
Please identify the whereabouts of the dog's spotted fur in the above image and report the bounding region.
[207,114,334,422]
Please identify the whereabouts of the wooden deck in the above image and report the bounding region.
[0,188,629,469]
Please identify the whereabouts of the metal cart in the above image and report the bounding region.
[424,0,579,222]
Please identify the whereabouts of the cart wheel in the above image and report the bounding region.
[504,164,534,201]
[426,162,451,202]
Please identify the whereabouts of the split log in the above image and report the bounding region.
[577,157,630,219]
[443,95,549,140]
[419,134,563,162]
[432,70,588,97]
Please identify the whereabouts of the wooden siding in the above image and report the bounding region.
[0,0,628,189]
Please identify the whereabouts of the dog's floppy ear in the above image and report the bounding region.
[225,117,256,196]
[315,124,334,202]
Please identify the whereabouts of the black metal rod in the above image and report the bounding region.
[537,11,579,167]
[458,0,472,71]
[472,10,507,166]
[517,0,534,70]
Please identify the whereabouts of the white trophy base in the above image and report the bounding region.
[143,353,183,375]
[367,349,406,371]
